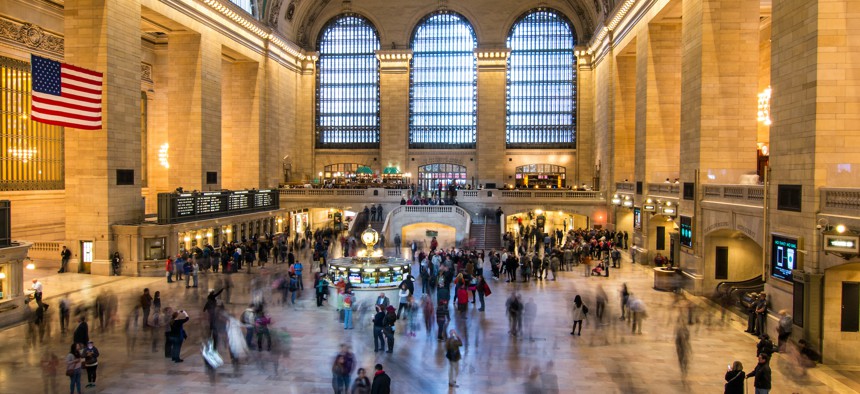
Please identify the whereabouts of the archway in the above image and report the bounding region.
[417,163,467,195]
[401,223,456,251]
[823,261,860,364]
[646,215,677,266]
[515,164,567,188]
[702,229,763,291]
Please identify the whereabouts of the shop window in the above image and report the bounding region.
[506,9,576,148]
[144,237,166,260]
[515,163,566,188]
[410,12,477,149]
[417,163,467,193]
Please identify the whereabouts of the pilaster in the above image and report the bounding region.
[475,48,510,187]
[376,50,412,174]
[63,0,142,274]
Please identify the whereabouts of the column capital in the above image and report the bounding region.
[302,52,318,75]
[474,48,510,71]
[375,49,413,73]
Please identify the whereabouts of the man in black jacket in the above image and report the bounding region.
[372,306,386,352]
[370,363,391,394]
[746,352,772,393]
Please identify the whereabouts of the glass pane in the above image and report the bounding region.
[506,10,576,149]
[316,14,381,148]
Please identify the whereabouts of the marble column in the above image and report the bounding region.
[376,50,412,175]
[475,49,510,187]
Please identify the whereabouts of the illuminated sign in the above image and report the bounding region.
[679,216,693,248]
[661,207,677,216]
[824,234,860,254]
[157,189,280,224]
[771,234,798,282]
[622,199,634,207]
[643,204,656,212]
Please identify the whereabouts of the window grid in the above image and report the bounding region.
[418,163,467,192]
[316,14,380,149]
[506,9,577,149]
[0,56,64,191]
[410,12,477,149]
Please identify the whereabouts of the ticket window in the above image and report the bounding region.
[80,241,93,274]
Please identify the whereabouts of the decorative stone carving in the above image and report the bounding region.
[141,63,153,83]
[0,18,64,56]
[268,0,284,27]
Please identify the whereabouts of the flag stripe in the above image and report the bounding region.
[31,99,102,117]
[61,72,103,87]
[33,92,101,108]
[31,54,102,130]
[62,63,103,78]
[31,113,102,128]
[61,81,102,96]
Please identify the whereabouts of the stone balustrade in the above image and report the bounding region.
[701,184,764,207]
[821,188,860,216]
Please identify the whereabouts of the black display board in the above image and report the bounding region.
[771,234,798,281]
[157,190,279,224]
[679,216,693,248]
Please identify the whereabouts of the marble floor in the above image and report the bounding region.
[1,248,850,394]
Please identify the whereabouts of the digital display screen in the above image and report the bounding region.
[228,193,249,211]
[196,195,223,214]
[157,190,280,224]
[679,216,693,248]
[633,208,641,230]
[255,192,274,208]
[176,197,195,216]
[348,272,361,284]
[771,234,798,281]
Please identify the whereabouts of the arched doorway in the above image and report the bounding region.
[417,163,466,195]
[515,164,567,188]
[823,262,860,364]
[401,223,457,251]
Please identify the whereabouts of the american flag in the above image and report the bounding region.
[30,54,103,130]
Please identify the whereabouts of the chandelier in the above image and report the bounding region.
[7,145,37,163]
[757,86,772,126]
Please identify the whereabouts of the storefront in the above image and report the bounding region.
[515,164,566,188]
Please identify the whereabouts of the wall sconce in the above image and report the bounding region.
[0,272,6,279]
[611,194,622,205]
[158,143,170,168]
[622,198,633,208]
[225,228,232,234]
[26,262,35,270]
[195,234,202,240]
[823,224,860,258]
[183,236,191,243]
[206,231,213,238]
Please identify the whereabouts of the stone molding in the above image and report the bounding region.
[376,49,412,74]
[475,48,510,71]
[0,16,64,57]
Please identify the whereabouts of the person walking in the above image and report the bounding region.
[620,283,630,321]
[31,279,47,310]
[73,316,89,346]
[351,367,371,394]
[746,353,772,394]
[396,283,409,319]
[66,343,84,394]
[436,300,450,341]
[724,361,745,394]
[382,306,397,353]
[777,310,793,352]
[332,355,350,394]
[370,364,391,394]
[82,341,100,388]
[445,330,463,388]
[295,261,304,290]
[476,275,490,311]
[570,295,587,336]
[343,289,354,330]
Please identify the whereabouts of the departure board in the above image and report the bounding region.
[157,190,280,224]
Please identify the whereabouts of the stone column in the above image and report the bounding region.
[167,32,222,190]
[679,0,759,185]
[63,0,143,275]
[635,23,682,185]
[475,49,510,187]
[613,53,637,183]
[376,50,412,175]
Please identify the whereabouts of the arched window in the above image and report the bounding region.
[410,12,477,149]
[506,9,576,148]
[316,14,380,148]
[417,163,467,193]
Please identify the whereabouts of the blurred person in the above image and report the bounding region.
[620,283,630,321]
[777,310,792,352]
[541,361,560,394]
[745,292,759,333]
[31,278,47,310]
[370,363,391,394]
[445,330,463,388]
[675,319,691,382]
[724,361,745,394]
[161,307,174,358]
[351,367,371,394]
[111,252,122,276]
[436,300,450,341]
[628,294,648,334]
[524,297,537,339]
[756,334,776,359]
[570,295,587,336]
[595,285,607,323]
[383,305,397,353]
[242,304,257,349]
[73,315,89,346]
[295,260,304,290]
[40,351,59,394]
[66,343,84,394]
[396,283,409,319]
[476,274,490,311]
[422,295,435,335]
[82,341,100,388]
[332,355,350,394]
[59,297,71,333]
[192,260,200,288]
[256,311,272,351]
[506,293,523,337]
[746,353,772,394]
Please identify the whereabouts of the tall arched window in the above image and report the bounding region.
[316,14,380,148]
[506,9,576,148]
[410,12,477,149]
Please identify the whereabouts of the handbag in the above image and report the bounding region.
[201,339,224,369]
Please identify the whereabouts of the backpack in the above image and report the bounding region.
[583,305,589,315]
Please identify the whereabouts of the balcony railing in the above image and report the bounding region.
[280,188,605,204]
[702,184,764,207]
[821,188,860,216]
[615,182,635,193]
[647,183,680,197]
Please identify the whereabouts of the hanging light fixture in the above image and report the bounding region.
[757,86,772,126]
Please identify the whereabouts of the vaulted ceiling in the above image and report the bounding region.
[261,0,620,49]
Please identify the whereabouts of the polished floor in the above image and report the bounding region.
[1,248,848,393]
